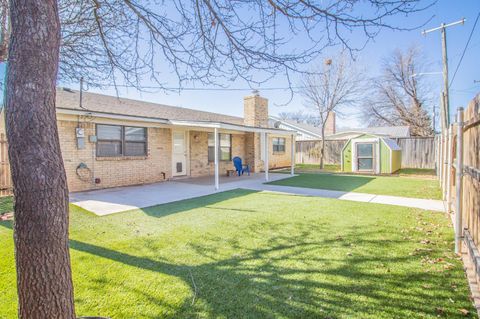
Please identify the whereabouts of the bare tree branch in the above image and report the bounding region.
[300,53,364,168]
[362,46,434,136]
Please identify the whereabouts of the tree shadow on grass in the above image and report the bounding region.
[0,220,12,230]
[69,222,473,319]
[137,189,260,218]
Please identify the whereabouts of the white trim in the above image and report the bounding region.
[214,127,219,190]
[171,129,188,177]
[57,108,296,135]
[351,137,379,173]
[57,108,169,124]
[269,116,321,139]
[376,138,381,174]
[170,119,295,135]
[290,134,295,176]
[265,133,269,182]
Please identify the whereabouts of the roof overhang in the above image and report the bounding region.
[269,116,321,138]
[57,108,296,135]
[57,107,170,124]
[169,120,296,135]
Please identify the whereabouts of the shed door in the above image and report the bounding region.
[356,143,374,171]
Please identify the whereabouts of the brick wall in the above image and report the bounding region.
[325,111,336,135]
[189,131,246,177]
[59,117,292,192]
[269,135,293,169]
[244,94,268,127]
[58,119,172,192]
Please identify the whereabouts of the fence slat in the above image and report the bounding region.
[0,133,12,197]
[296,136,436,169]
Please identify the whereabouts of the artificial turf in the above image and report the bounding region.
[268,173,442,199]
[0,189,474,318]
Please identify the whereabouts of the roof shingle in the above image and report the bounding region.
[56,88,244,125]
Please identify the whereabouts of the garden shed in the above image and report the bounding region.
[341,134,401,174]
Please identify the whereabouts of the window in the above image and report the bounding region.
[208,133,232,162]
[97,124,147,157]
[356,143,374,170]
[273,137,286,153]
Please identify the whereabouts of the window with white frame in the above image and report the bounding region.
[96,124,147,157]
[356,143,374,170]
[208,133,232,162]
[272,137,286,153]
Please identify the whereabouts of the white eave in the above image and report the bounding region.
[269,116,321,138]
[57,107,170,124]
[56,108,296,135]
[169,119,296,135]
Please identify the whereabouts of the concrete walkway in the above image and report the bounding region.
[247,184,446,212]
[70,173,445,215]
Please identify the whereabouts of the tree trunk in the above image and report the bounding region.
[6,1,76,318]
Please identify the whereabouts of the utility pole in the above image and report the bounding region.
[422,19,465,129]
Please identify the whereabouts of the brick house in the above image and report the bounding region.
[52,88,295,192]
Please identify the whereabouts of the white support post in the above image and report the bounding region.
[290,134,295,176]
[264,133,269,182]
[446,125,453,213]
[454,107,464,254]
[214,128,219,191]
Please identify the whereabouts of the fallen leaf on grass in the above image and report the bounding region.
[459,308,470,316]
[436,307,445,315]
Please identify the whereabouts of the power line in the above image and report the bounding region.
[449,12,480,88]
[83,78,367,92]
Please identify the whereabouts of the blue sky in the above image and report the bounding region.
[3,0,480,129]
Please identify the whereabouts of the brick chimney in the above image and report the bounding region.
[324,111,336,135]
[244,91,268,127]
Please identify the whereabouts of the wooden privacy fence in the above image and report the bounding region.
[296,137,436,169]
[296,139,346,165]
[393,137,436,169]
[439,94,480,278]
[0,133,12,197]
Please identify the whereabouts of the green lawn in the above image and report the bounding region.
[398,168,437,177]
[0,190,474,318]
[0,196,13,215]
[269,173,442,199]
[276,163,341,174]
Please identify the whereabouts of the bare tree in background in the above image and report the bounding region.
[363,46,434,136]
[2,1,434,317]
[277,111,320,126]
[301,55,363,168]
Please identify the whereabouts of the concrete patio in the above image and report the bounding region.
[70,173,291,215]
[71,171,446,216]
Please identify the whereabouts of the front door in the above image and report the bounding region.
[172,130,188,176]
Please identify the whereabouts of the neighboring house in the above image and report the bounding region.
[328,126,410,140]
[2,88,295,192]
[268,112,336,141]
[269,111,410,141]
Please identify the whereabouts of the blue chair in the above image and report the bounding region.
[233,157,250,176]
